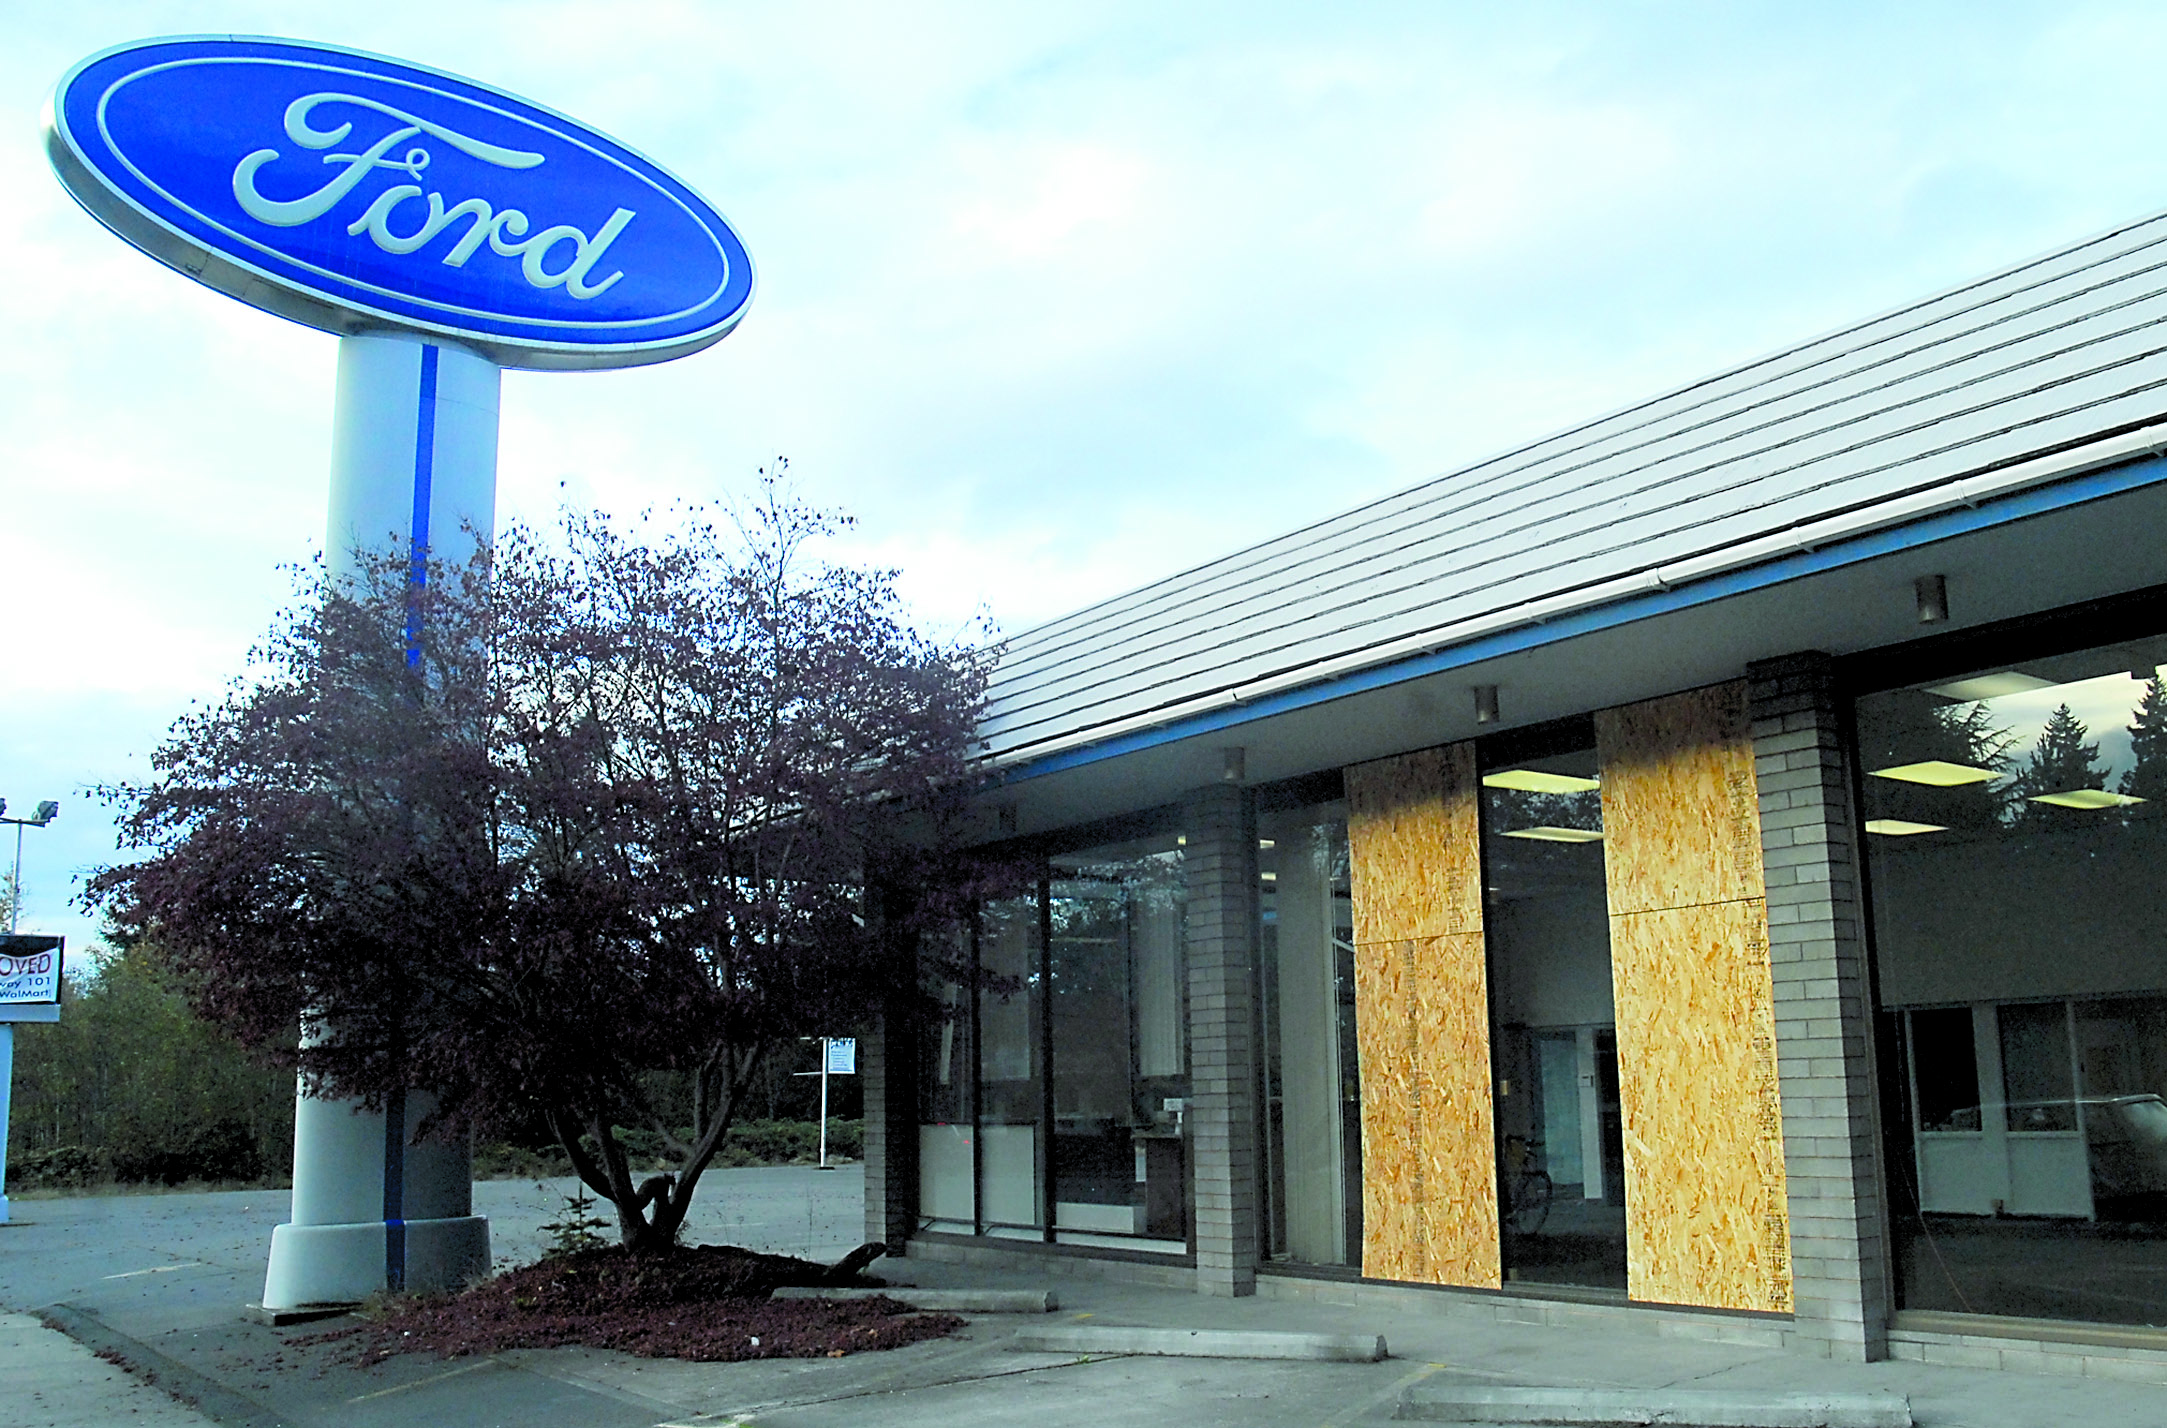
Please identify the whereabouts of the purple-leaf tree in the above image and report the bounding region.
[89,476,989,1251]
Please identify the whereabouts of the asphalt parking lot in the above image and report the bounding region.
[5,1167,2167,1428]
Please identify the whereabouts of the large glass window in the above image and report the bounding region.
[915,822,1191,1251]
[1258,793,1361,1266]
[1480,725,1628,1292]
[1861,632,2167,1327]
[977,894,1044,1237]
[917,930,977,1233]
[1050,835,1189,1248]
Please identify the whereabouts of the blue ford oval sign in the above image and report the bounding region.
[46,37,753,370]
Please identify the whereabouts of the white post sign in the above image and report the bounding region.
[46,35,753,1308]
[0,935,61,1225]
[0,936,61,1013]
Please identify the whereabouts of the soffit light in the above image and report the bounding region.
[2028,789,2146,810]
[1869,760,2001,787]
[1924,672,2054,701]
[1865,819,1948,836]
[1502,826,1605,843]
[1483,769,1601,794]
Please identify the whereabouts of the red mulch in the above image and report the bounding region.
[313,1245,964,1364]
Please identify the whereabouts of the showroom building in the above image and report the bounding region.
[856,205,2167,1379]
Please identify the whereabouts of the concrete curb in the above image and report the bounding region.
[1396,1385,1913,1427]
[37,1303,290,1428]
[772,1286,1059,1312]
[243,1301,354,1327]
[1008,1325,1388,1362]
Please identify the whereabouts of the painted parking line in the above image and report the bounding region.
[101,1261,208,1279]
[345,1357,501,1403]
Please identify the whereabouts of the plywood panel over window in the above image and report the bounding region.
[1346,745,1500,1290]
[1596,682,1791,1314]
[1599,684,1767,915]
[1347,745,1484,942]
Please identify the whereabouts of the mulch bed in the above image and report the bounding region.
[313,1244,964,1364]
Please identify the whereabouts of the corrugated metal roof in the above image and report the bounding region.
[982,208,2167,765]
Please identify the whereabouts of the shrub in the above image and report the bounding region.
[10,1144,108,1188]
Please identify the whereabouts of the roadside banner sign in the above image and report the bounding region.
[825,1037,857,1076]
[0,936,61,1006]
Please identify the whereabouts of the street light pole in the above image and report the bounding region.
[0,800,58,936]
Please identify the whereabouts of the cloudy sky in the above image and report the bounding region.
[7,1,2167,952]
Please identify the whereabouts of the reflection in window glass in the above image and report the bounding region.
[2000,1003,2077,1134]
[977,896,1043,1235]
[1480,735,1627,1292]
[1259,801,1360,1266]
[1049,834,1188,1247]
[1862,634,2167,1326]
[917,931,976,1231]
[1907,1007,1980,1134]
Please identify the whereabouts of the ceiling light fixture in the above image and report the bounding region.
[1502,826,1604,843]
[1923,672,2054,701]
[2028,789,2145,810]
[1915,573,1949,625]
[1864,819,1948,836]
[1482,769,1601,795]
[1869,760,2001,787]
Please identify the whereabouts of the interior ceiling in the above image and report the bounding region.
[976,473,2167,841]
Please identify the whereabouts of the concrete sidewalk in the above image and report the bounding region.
[4,1174,2165,1427]
[0,1311,218,1428]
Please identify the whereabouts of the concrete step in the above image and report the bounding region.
[1008,1325,1389,1362]
[771,1286,1058,1312]
[1396,1385,1912,1428]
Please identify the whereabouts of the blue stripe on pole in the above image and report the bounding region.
[405,345,440,667]
[383,1083,406,1290]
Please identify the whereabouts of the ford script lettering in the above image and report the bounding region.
[46,37,754,370]
[231,93,634,300]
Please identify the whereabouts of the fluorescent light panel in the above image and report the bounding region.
[1483,769,1600,794]
[1502,826,1605,843]
[1865,819,1947,837]
[1869,760,2000,787]
[2028,789,2146,810]
[1924,672,2055,701]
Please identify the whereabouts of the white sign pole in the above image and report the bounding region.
[262,333,498,1312]
[0,935,63,1226]
[0,1024,13,1225]
[818,1037,832,1170]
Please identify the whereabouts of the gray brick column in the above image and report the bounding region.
[860,1003,917,1251]
[1184,781,1262,1296]
[860,881,919,1253]
[1749,652,1892,1361]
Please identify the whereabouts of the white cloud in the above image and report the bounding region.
[9,2,2167,953]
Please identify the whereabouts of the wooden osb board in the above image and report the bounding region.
[1609,902,1790,1312]
[1346,743,1482,943]
[1596,682,1791,1314]
[1352,935,1418,1281]
[1347,740,1499,1290]
[1354,933,1500,1289]
[1596,682,1766,916]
